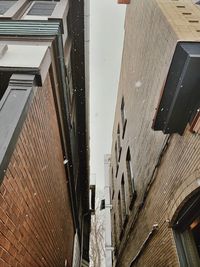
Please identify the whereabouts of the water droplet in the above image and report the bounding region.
[135,81,142,88]
[63,159,68,165]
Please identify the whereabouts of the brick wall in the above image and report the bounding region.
[110,0,200,266]
[0,73,74,267]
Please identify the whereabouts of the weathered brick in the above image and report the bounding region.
[0,74,74,266]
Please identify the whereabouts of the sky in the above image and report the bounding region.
[90,0,126,190]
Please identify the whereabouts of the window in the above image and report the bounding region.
[111,168,114,199]
[121,174,128,226]
[173,193,200,267]
[66,59,73,102]
[194,0,200,4]
[121,97,127,138]
[190,109,200,134]
[27,2,56,16]
[117,124,122,161]
[0,1,16,15]
[0,72,12,101]
[113,214,118,251]
[118,192,123,239]
[115,141,119,177]
[126,148,136,209]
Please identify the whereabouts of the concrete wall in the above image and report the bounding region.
[110,0,200,266]
[0,74,74,267]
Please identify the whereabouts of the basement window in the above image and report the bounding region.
[173,193,200,267]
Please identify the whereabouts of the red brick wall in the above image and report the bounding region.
[0,73,74,267]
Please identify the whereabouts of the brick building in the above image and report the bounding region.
[110,0,200,266]
[0,1,92,267]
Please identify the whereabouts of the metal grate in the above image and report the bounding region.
[28,2,56,16]
[0,1,16,15]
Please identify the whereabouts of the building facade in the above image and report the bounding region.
[0,1,92,266]
[110,0,200,266]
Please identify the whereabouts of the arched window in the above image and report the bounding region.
[173,192,200,267]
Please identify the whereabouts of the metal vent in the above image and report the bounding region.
[0,1,16,15]
[28,2,56,16]
[152,42,200,135]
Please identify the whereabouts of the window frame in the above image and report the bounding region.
[126,147,136,209]
[117,124,122,161]
[121,174,128,228]
[173,193,200,267]
[121,97,127,139]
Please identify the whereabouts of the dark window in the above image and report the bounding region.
[173,193,200,267]
[126,148,136,208]
[115,142,119,177]
[66,59,73,102]
[121,174,128,226]
[0,1,16,15]
[113,214,117,248]
[0,72,12,101]
[117,124,122,161]
[121,97,127,138]
[118,192,123,236]
[111,168,114,199]
[28,2,56,16]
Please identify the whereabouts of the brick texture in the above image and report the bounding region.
[0,73,74,267]
[110,0,200,266]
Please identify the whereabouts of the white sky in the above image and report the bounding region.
[90,0,126,189]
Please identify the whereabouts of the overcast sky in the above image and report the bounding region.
[90,1,126,189]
